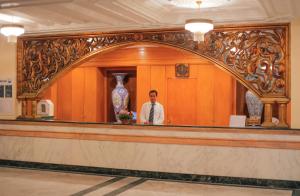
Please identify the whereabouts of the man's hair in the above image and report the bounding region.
[149,90,158,96]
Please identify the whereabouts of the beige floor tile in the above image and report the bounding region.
[86,177,141,195]
[120,180,292,196]
[0,167,112,196]
[0,168,293,196]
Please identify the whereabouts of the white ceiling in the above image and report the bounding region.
[0,0,299,35]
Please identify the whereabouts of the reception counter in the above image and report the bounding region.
[0,120,300,188]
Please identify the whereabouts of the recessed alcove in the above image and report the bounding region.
[40,43,260,126]
[105,68,137,122]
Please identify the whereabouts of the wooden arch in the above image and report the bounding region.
[17,23,290,127]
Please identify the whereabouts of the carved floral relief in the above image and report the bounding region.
[18,24,289,99]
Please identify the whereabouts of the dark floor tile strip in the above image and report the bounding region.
[1,159,299,190]
[70,176,125,196]
[103,178,147,196]
[292,190,300,196]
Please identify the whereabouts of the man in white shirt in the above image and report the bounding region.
[140,90,164,125]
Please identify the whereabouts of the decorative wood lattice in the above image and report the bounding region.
[17,24,289,99]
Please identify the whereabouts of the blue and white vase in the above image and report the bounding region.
[112,73,129,122]
[245,90,263,121]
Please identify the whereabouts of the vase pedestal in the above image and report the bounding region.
[261,99,275,127]
[277,99,289,128]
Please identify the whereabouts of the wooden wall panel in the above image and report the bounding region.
[84,68,99,122]
[166,64,175,78]
[82,46,212,67]
[197,65,214,126]
[41,86,52,100]
[165,65,175,123]
[41,67,103,122]
[213,67,234,126]
[235,81,248,116]
[57,71,72,120]
[41,44,236,126]
[150,65,166,109]
[71,68,85,121]
[167,78,197,125]
[97,69,105,122]
[231,78,237,115]
[50,83,58,118]
[40,82,58,117]
[137,65,151,123]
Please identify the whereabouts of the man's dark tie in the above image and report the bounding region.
[149,103,155,123]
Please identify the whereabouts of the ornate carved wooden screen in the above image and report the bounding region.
[17,23,290,127]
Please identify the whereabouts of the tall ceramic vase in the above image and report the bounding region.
[245,90,263,124]
[112,73,129,123]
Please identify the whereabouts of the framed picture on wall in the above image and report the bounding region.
[5,85,12,98]
[0,79,13,114]
[0,85,4,98]
[175,63,189,78]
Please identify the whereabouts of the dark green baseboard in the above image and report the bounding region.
[0,159,299,190]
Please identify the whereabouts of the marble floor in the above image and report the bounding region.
[0,167,294,196]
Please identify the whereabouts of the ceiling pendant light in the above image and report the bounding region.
[0,24,25,43]
[185,0,213,42]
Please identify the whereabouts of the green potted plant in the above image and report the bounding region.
[118,110,133,124]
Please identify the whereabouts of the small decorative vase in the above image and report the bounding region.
[112,73,129,123]
[245,90,263,125]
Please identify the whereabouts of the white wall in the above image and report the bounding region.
[0,35,20,119]
[291,18,300,129]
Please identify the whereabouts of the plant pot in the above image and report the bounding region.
[120,119,131,125]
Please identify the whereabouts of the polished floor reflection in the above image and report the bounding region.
[0,167,293,196]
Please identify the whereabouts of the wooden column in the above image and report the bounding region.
[21,100,27,117]
[277,99,289,128]
[20,98,40,119]
[261,99,275,127]
[31,100,37,118]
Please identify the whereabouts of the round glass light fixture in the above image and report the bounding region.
[0,24,25,43]
[185,19,213,33]
[185,19,213,42]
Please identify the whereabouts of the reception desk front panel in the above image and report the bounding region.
[0,120,300,181]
